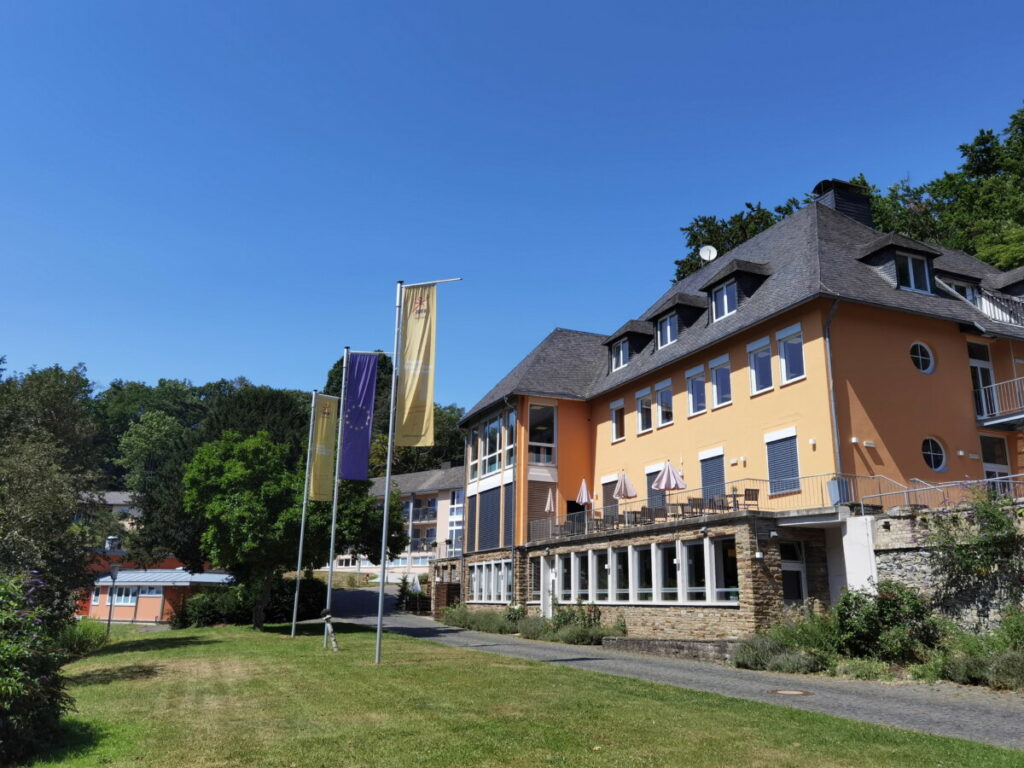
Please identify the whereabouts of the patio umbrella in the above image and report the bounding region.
[544,488,556,514]
[651,461,686,492]
[575,479,593,506]
[612,471,637,500]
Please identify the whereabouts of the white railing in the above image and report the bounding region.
[859,473,1024,513]
[975,376,1024,421]
[979,287,1024,327]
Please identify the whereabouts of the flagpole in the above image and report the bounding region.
[290,389,319,637]
[375,282,403,666]
[324,347,349,650]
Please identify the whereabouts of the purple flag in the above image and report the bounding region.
[339,352,378,481]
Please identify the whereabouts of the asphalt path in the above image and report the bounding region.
[330,588,1024,751]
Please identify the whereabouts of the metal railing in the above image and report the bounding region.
[408,537,437,553]
[975,376,1024,421]
[859,473,1024,513]
[979,287,1024,327]
[405,506,437,523]
[526,473,908,542]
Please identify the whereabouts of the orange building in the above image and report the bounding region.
[451,180,1024,640]
[86,570,233,624]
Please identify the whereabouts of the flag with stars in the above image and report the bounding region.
[339,352,378,481]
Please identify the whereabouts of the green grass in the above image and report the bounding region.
[32,623,1022,768]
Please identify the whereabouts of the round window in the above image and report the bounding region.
[922,438,946,471]
[910,342,934,373]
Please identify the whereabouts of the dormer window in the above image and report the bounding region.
[946,279,980,306]
[611,339,630,370]
[711,280,737,321]
[895,254,930,293]
[656,314,678,348]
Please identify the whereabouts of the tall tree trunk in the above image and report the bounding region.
[251,573,273,630]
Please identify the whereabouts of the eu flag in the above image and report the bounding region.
[339,352,378,481]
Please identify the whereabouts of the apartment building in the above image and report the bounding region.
[452,179,1024,640]
[331,465,465,581]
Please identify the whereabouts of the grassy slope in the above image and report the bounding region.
[33,624,1021,768]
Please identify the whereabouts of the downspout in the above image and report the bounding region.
[823,299,843,476]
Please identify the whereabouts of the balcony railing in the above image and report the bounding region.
[978,287,1024,328]
[408,537,437,553]
[975,376,1024,422]
[526,473,908,542]
[404,506,437,523]
[860,473,1024,512]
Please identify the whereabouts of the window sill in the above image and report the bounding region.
[712,400,733,411]
[657,420,674,429]
[780,375,806,388]
[636,428,652,437]
[688,410,707,419]
[712,311,737,323]
[611,437,625,444]
[898,286,932,295]
[750,386,773,398]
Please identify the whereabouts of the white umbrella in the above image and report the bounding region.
[544,488,555,514]
[612,471,637,500]
[575,479,593,506]
[651,461,686,492]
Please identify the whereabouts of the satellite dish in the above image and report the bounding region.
[699,245,718,262]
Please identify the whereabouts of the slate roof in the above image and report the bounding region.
[461,328,608,422]
[369,465,466,498]
[462,199,1024,418]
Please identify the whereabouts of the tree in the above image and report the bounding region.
[183,430,321,628]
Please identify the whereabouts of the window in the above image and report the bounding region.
[658,543,679,601]
[657,314,678,348]
[710,355,732,407]
[594,551,609,601]
[112,586,138,606]
[947,280,980,305]
[482,416,501,476]
[684,542,706,601]
[713,538,739,601]
[686,366,706,416]
[468,560,513,602]
[611,339,629,371]
[636,389,652,433]
[92,587,100,605]
[635,546,653,601]
[529,557,541,601]
[139,586,163,597]
[922,438,946,472]
[655,379,673,426]
[766,432,800,494]
[504,410,516,467]
[559,555,572,602]
[895,254,930,292]
[578,552,590,602]
[712,280,737,321]
[610,399,625,442]
[613,548,630,601]
[777,325,805,384]
[780,542,806,603]
[748,337,772,394]
[468,428,479,480]
[528,404,556,464]
[910,342,934,374]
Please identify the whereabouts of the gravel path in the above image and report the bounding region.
[331,588,1024,751]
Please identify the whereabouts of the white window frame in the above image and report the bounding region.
[922,437,947,473]
[504,410,516,467]
[946,279,980,306]
[635,388,652,434]
[712,280,738,321]
[657,314,678,349]
[747,336,773,394]
[611,339,629,371]
[92,587,100,605]
[481,416,502,477]
[776,324,805,385]
[610,398,625,443]
[112,585,138,606]
[594,549,610,602]
[655,379,673,427]
[139,586,163,597]
[528,403,557,466]
[780,541,808,604]
[682,540,708,602]
[686,365,706,416]
[896,253,931,293]
[468,428,480,480]
[710,354,732,408]
[909,342,935,374]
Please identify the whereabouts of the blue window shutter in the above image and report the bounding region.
[767,436,800,494]
[465,496,476,553]
[700,456,725,500]
[478,488,501,550]
[646,472,665,509]
[503,482,515,546]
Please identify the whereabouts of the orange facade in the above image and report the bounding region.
[86,585,185,623]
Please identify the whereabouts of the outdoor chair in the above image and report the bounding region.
[743,487,760,510]
[687,497,705,516]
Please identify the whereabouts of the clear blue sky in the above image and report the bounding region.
[2,1,1023,411]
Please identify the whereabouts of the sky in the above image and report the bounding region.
[2,1,1023,412]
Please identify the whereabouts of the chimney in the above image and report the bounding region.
[813,179,873,229]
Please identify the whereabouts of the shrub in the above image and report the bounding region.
[173,576,327,629]
[58,618,108,659]
[0,573,71,765]
[733,634,790,670]
[505,603,526,624]
[441,602,470,628]
[517,616,552,640]
[765,650,823,674]
[834,581,939,663]
[994,605,1024,651]
[465,611,517,634]
[555,624,607,645]
[986,650,1024,691]
[836,657,891,680]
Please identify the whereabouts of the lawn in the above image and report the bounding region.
[32,623,1022,768]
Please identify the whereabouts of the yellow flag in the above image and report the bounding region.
[310,393,339,501]
[396,284,436,446]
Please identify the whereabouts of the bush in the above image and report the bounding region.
[505,603,526,623]
[994,605,1024,651]
[0,573,71,765]
[986,650,1024,691]
[765,650,823,674]
[516,616,551,640]
[172,575,327,629]
[465,611,517,634]
[836,658,892,680]
[733,634,789,670]
[441,602,470,628]
[834,581,939,663]
[58,618,108,659]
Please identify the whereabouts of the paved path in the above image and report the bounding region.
[330,588,1024,751]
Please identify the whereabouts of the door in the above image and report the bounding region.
[980,434,1011,495]
[969,343,997,417]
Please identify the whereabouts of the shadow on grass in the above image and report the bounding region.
[262,622,375,637]
[67,663,162,687]
[21,718,102,766]
[91,634,218,657]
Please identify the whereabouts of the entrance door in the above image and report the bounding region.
[969,343,997,417]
